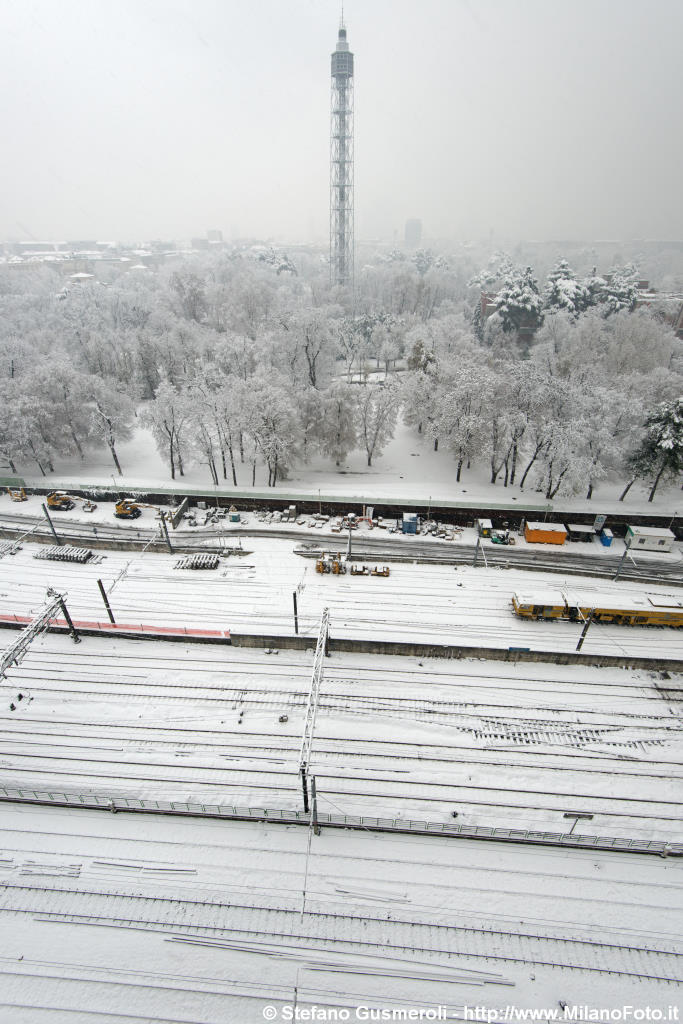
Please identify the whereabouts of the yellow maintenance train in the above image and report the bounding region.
[511,589,683,628]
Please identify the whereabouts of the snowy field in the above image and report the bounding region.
[0,804,680,1022]
[1,537,682,659]
[12,417,683,516]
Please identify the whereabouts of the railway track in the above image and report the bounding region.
[5,719,682,780]
[1,510,681,584]
[1,879,680,984]
[7,642,681,694]
[2,752,680,827]
[1,632,681,840]
[2,538,683,659]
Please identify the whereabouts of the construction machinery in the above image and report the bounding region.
[47,491,97,513]
[315,552,346,575]
[491,529,515,546]
[6,487,27,502]
[350,563,390,577]
[47,491,76,511]
[114,498,167,520]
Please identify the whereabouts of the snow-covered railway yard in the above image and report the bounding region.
[1,538,683,658]
[1,803,681,1023]
[1,535,682,1019]
[2,634,682,842]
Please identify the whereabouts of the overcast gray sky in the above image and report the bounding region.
[1,0,681,244]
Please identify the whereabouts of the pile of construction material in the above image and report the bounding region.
[173,554,220,570]
[34,546,93,563]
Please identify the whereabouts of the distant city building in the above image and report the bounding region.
[405,219,422,248]
[207,229,223,243]
[636,280,683,339]
[330,19,354,289]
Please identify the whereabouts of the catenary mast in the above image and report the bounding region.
[330,18,354,290]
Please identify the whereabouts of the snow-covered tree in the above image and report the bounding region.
[544,259,588,318]
[627,397,683,502]
[88,378,135,475]
[169,269,207,323]
[318,382,359,466]
[23,361,93,460]
[247,374,300,486]
[581,264,639,317]
[599,265,639,317]
[433,362,488,481]
[467,251,515,291]
[356,382,399,467]
[140,381,192,480]
[494,266,544,339]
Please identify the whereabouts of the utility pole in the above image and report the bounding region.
[292,591,299,635]
[300,766,309,813]
[472,534,481,567]
[613,543,631,581]
[310,775,320,835]
[57,594,81,644]
[41,503,61,546]
[47,588,80,644]
[159,515,173,553]
[576,610,594,652]
[97,579,116,624]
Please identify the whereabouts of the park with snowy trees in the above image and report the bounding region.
[0,243,681,503]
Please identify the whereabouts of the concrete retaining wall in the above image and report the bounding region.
[230,632,683,672]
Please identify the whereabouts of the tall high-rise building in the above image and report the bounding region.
[330,20,354,289]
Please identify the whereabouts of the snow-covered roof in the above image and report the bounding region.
[526,521,567,533]
[627,525,675,538]
[513,588,683,611]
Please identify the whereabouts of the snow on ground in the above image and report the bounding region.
[0,804,680,1022]
[11,417,683,516]
[1,631,681,841]
[0,537,682,659]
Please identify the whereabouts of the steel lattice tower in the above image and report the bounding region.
[330,21,354,290]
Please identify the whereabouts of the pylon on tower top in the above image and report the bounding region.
[330,19,354,290]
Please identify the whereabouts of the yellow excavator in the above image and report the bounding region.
[47,491,75,511]
[6,487,27,502]
[46,491,97,512]
[114,498,167,520]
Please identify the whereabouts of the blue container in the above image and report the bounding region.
[402,513,418,535]
[600,528,613,547]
